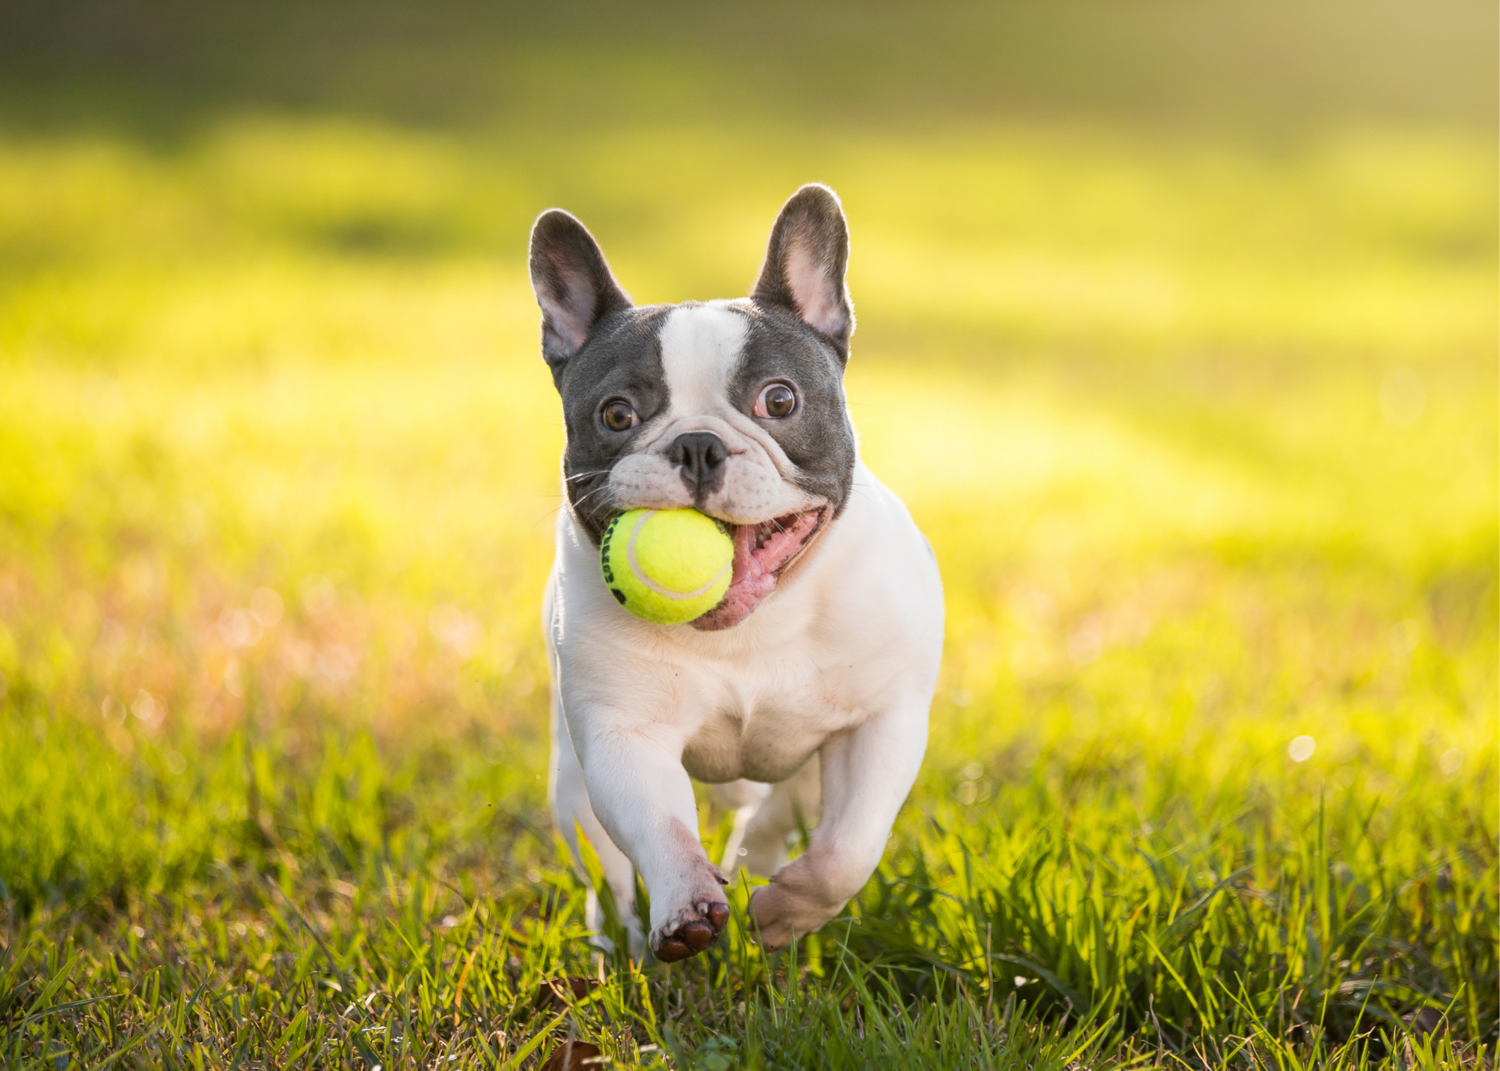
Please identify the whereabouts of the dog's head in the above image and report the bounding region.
[528,184,858,630]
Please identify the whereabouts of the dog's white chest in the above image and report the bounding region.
[678,660,865,784]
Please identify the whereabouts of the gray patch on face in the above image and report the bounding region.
[556,306,673,543]
[730,304,856,515]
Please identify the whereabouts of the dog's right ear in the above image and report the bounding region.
[751,184,853,361]
[528,209,633,377]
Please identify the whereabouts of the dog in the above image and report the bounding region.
[529,184,944,962]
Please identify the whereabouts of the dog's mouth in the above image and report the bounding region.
[693,506,830,631]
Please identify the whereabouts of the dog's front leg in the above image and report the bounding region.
[749,698,928,948]
[571,716,730,962]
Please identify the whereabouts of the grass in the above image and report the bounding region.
[1,3,1497,1066]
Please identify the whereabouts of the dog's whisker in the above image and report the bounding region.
[568,486,615,514]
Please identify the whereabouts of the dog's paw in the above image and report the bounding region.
[749,860,847,950]
[747,882,802,949]
[650,899,731,962]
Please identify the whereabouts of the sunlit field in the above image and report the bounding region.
[2,3,1497,1067]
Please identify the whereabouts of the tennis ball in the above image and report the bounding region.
[600,508,734,625]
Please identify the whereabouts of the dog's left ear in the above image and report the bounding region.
[751,183,854,361]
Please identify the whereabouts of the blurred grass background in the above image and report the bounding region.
[0,1,1496,1067]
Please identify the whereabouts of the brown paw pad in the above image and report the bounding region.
[653,902,730,962]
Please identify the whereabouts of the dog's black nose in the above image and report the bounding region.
[668,432,727,496]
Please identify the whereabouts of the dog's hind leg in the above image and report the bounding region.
[720,759,820,878]
[716,780,769,873]
[549,687,643,957]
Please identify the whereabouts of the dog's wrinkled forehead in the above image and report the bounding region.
[560,300,844,428]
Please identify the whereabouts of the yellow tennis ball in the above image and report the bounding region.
[599,508,734,625]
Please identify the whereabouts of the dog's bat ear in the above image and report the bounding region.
[751,183,854,361]
[528,209,633,376]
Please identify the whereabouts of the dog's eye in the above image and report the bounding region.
[754,383,797,420]
[600,399,639,432]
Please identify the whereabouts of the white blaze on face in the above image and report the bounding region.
[658,302,747,420]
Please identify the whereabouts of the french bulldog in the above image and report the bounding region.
[530,184,944,961]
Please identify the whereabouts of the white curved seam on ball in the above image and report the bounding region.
[626,510,731,600]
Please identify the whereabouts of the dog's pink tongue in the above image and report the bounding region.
[692,525,775,631]
[692,512,820,631]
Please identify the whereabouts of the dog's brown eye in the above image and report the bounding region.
[600,400,639,432]
[754,383,797,420]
